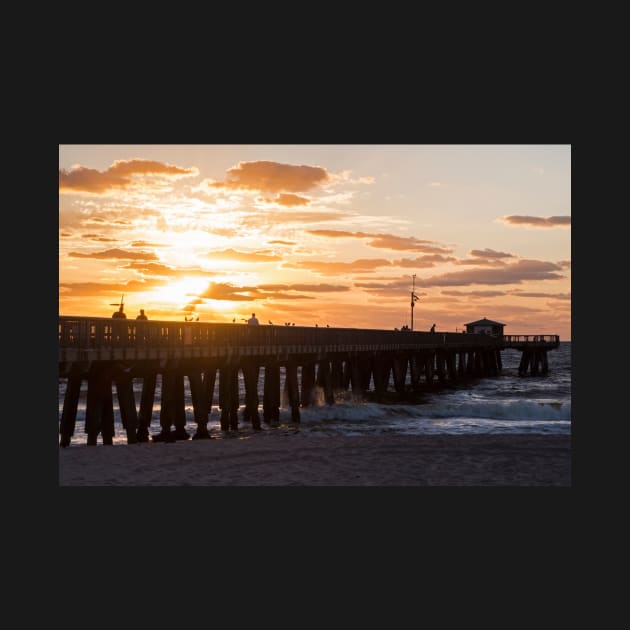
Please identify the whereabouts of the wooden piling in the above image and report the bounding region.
[285,361,301,422]
[189,370,211,438]
[137,371,156,442]
[59,363,83,447]
[263,362,281,424]
[114,371,139,444]
[392,355,407,394]
[300,362,316,407]
[85,364,113,445]
[242,363,261,429]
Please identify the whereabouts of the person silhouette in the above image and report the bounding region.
[247,312,259,325]
[112,304,126,319]
[430,323,436,333]
[136,309,148,320]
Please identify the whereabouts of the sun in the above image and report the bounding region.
[148,277,209,310]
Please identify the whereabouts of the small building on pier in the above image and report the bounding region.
[465,318,506,336]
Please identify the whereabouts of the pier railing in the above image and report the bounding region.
[501,334,560,349]
[59,316,504,362]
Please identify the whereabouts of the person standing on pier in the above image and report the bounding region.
[430,323,436,333]
[248,313,259,325]
[136,309,148,320]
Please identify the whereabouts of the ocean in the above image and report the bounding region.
[58,342,571,445]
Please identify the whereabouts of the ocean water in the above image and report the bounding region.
[58,342,571,445]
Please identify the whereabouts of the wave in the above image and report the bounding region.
[296,398,571,424]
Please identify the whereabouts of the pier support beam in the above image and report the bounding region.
[300,363,316,407]
[409,354,421,389]
[189,370,212,438]
[392,356,407,395]
[85,364,114,445]
[263,362,281,424]
[219,363,240,431]
[114,370,138,444]
[424,352,434,385]
[242,363,261,430]
[137,371,156,442]
[59,364,83,447]
[349,356,365,400]
[285,361,301,422]
[317,360,334,405]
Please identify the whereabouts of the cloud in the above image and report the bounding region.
[499,215,571,228]
[122,262,218,279]
[208,161,331,193]
[454,258,508,267]
[59,279,163,296]
[267,240,296,246]
[203,248,281,263]
[67,248,159,260]
[307,230,453,253]
[195,282,314,302]
[354,278,427,298]
[59,159,198,193]
[284,258,392,274]
[413,259,565,287]
[470,248,514,259]
[441,290,508,298]
[241,211,343,227]
[557,260,571,269]
[130,240,169,248]
[512,291,571,300]
[392,254,457,268]
[257,283,350,293]
[82,234,119,243]
[261,193,310,206]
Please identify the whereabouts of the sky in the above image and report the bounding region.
[59,145,571,339]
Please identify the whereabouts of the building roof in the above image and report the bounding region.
[464,318,506,327]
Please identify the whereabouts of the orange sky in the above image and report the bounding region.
[59,145,571,339]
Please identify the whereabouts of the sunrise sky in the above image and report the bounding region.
[59,145,571,339]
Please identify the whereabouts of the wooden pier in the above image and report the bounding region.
[58,317,560,446]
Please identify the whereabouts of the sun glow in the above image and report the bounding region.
[148,277,209,310]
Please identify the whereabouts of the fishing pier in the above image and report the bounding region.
[58,316,560,446]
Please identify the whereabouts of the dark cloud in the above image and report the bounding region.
[59,159,198,193]
[209,161,330,193]
[470,248,515,258]
[500,215,571,227]
[67,248,159,261]
[413,259,565,287]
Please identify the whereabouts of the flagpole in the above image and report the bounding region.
[410,274,416,331]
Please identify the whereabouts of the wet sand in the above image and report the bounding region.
[58,432,571,486]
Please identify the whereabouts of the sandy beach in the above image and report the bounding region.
[58,432,571,486]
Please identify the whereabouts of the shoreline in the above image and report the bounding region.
[58,432,571,486]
